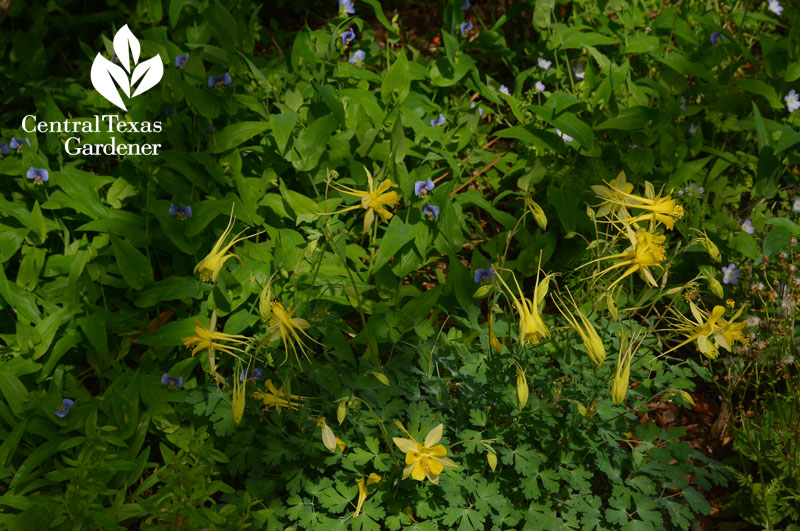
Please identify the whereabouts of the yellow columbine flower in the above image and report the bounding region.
[325,167,400,234]
[353,473,382,517]
[488,312,502,353]
[665,302,747,359]
[317,417,346,452]
[553,290,606,366]
[591,171,634,219]
[194,208,259,283]
[231,366,246,426]
[587,226,666,289]
[266,300,316,366]
[253,379,307,411]
[182,318,251,362]
[611,332,638,404]
[515,360,529,409]
[393,423,458,485]
[602,179,684,230]
[494,266,552,346]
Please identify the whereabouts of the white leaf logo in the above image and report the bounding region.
[91,24,163,111]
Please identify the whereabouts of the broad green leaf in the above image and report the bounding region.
[290,114,338,172]
[210,121,269,153]
[0,370,27,416]
[111,236,154,290]
[381,51,410,104]
[374,216,408,271]
[271,113,298,154]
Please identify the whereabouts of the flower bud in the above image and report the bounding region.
[515,362,529,409]
[487,450,497,471]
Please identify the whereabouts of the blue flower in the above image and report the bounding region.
[722,263,741,285]
[0,143,9,156]
[430,113,446,127]
[169,204,192,219]
[340,0,355,15]
[208,72,232,88]
[768,0,783,16]
[165,106,175,116]
[573,63,585,80]
[469,101,483,115]
[10,137,30,150]
[555,128,573,142]
[422,205,439,219]
[26,167,49,184]
[538,57,551,70]
[414,178,435,196]
[786,89,800,114]
[688,123,698,136]
[55,398,74,418]
[342,27,356,45]
[474,267,495,283]
[461,0,470,9]
[499,84,510,95]
[161,373,183,388]
[460,21,473,35]
[710,32,725,45]
[239,368,264,382]
[175,53,189,68]
[534,81,545,92]
[794,198,800,212]
[741,219,754,234]
[349,50,366,63]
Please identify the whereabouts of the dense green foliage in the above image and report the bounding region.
[1,0,800,529]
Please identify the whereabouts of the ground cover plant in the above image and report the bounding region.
[1,0,800,529]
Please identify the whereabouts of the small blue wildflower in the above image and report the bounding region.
[161,373,183,388]
[10,137,30,150]
[499,84,510,95]
[741,219,754,234]
[169,204,192,219]
[461,0,470,9]
[175,53,189,68]
[785,89,800,114]
[340,0,355,15]
[538,57,551,70]
[26,167,49,184]
[239,368,264,382]
[349,50,366,63]
[460,21,473,35]
[430,113,446,127]
[680,182,703,197]
[474,267,495,283]
[680,96,687,113]
[722,263,741,285]
[415,179,435,196]
[688,123,698,136]
[573,63,585,80]
[793,198,800,212]
[710,32,725,45]
[422,205,439,219]
[208,72,232,88]
[341,27,356,45]
[768,0,783,16]
[555,128,573,142]
[55,398,74,418]
[534,81,545,93]
[0,143,9,156]
[165,106,175,116]
[470,102,483,115]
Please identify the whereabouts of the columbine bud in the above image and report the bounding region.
[515,362,529,409]
[611,334,635,405]
[527,198,548,230]
[337,400,347,424]
[487,450,497,471]
[708,275,724,299]
[232,369,246,426]
[318,417,337,451]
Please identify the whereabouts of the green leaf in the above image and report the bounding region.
[111,236,154,290]
[381,51,410,104]
[135,277,207,308]
[374,216,408,271]
[681,487,712,514]
[204,0,238,50]
[360,0,398,38]
[210,121,269,153]
[731,233,760,260]
[271,113,298,155]
[290,114,338,172]
[752,101,770,150]
[0,369,27,416]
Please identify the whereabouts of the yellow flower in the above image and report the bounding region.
[353,473,382,517]
[601,179,684,230]
[325,167,400,234]
[553,290,606,366]
[317,417,345,452]
[586,226,666,289]
[515,361,529,409]
[611,332,638,404]
[488,312,502,353]
[263,293,316,366]
[231,366,246,426]
[253,379,307,411]
[494,266,552,346]
[182,318,251,362]
[665,302,747,359]
[591,171,634,219]
[526,196,548,230]
[393,423,458,485]
[194,207,258,283]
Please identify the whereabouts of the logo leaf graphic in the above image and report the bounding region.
[113,24,140,73]
[131,56,164,97]
[91,54,131,111]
